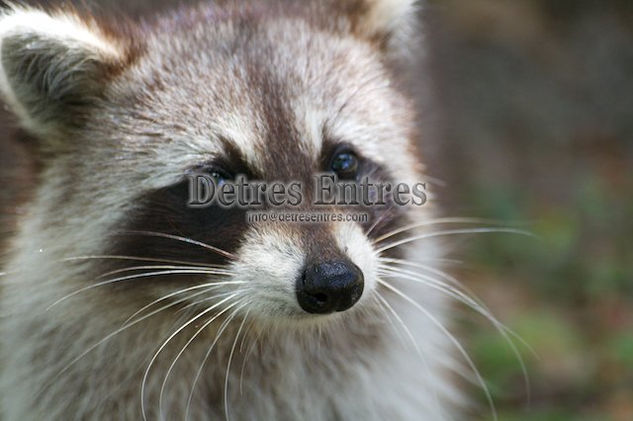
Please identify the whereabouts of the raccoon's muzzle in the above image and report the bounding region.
[296,259,364,314]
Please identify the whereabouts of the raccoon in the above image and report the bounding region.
[0,1,465,419]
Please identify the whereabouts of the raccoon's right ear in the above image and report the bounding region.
[0,7,133,139]
[330,0,419,59]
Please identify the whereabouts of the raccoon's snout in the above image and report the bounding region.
[296,260,364,314]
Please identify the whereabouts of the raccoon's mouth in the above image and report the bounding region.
[295,259,364,315]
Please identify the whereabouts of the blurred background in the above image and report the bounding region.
[424,1,633,420]
[1,0,631,420]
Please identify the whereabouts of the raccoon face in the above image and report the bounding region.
[0,1,425,324]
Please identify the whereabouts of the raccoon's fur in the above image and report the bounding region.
[0,1,461,419]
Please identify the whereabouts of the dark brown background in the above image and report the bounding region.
[1,1,632,419]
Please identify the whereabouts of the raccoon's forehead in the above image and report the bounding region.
[113,18,412,178]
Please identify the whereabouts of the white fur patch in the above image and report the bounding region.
[231,228,306,317]
[363,0,418,35]
[333,221,378,300]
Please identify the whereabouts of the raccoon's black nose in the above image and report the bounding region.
[297,260,364,314]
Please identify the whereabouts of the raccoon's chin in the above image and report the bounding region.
[240,290,375,328]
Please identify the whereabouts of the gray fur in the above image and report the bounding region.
[0,1,461,419]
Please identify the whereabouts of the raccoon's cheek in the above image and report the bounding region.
[332,222,378,297]
[229,230,306,318]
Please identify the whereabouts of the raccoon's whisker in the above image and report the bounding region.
[178,288,246,313]
[374,292,420,354]
[376,279,498,421]
[224,309,251,421]
[239,319,256,355]
[184,303,250,421]
[235,318,257,393]
[379,262,507,323]
[378,263,509,335]
[97,264,230,279]
[378,266,526,352]
[183,310,244,420]
[39,289,233,399]
[158,299,248,419]
[378,266,488,315]
[141,293,242,421]
[372,218,489,245]
[373,291,447,420]
[124,285,245,327]
[381,256,465,267]
[178,298,214,313]
[118,230,237,260]
[376,228,534,254]
[379,257,467,287]
[370,294,409,349]
[62,255,218,268]
[381,259,533,351]
[364,205,395,237]
[379,259,518,338]
[372,218,520,245]
[379,263,533,400]
[239,324,262,396]
[47,269,233,310]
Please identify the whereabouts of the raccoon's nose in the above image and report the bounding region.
[296,260,364,314]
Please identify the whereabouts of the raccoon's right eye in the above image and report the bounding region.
[209,170,228,187]
[330,148,360,180]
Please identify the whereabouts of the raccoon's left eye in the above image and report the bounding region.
[331,150,359,180]
[190,166,232,187]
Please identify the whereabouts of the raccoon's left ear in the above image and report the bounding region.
[334,0,419,55]
[0,7,132,138]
